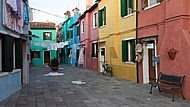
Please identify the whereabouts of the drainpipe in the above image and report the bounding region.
[136,0,139,83]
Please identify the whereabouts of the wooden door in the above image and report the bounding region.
[44,51,50,64]
[148,49,156,80]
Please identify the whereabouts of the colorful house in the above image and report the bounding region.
[78,2,99,71]
[137,0,190,99]
[63,11,73,65]
[97,0,137,82]
[0,0,31,101]
[30,22,57,66]
[57,23,64,63]
[69,8,80,67]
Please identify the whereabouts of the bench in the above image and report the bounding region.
[149,72,185,101]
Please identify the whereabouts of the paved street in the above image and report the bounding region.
[0,65,190,107]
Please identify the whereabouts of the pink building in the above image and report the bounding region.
[138,0,190,99]
[79,2,99,71]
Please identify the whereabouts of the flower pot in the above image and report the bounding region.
[168,52,176,60]
[51,67,59,71]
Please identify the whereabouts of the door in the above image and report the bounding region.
[99,47,105,72]
[44,51,50,64]
[148,49,156,81]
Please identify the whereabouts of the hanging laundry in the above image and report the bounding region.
[16,0,22,19]
[23,2,29,25]
[6,0,17,12]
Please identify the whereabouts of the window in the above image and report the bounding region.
[76,25,80,36]
[43,32,52,40]
[91,42,98,58]
[93,12,97,28]
[121,0,134,17]
[70,29,73,39]
[122,39,135,62]
[32,51,40,59]
[81,21,84,33]
[142,0,160,9]
[98,6,106,27]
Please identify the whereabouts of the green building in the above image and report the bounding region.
[30,22,57,66]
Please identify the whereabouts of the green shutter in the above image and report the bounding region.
[98,10,102,27]
[131,39,136,62]
[104,7,106,25]
[130,0,134,10]
[122,40,128,62]
[126,0,129,15]
[121,0,127,17]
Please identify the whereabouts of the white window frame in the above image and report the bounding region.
[93,11,98,29]
[92,41,98,58]
[99,6,106,28]
[81,20,85,34]
[43,31,52,41]
[124,38,135,64]
[143,0,160,10]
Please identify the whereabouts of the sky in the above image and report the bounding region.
[29,0,87,25]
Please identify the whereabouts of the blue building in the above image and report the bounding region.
[63,11,74,65]
[69,8,80,67]
[0,0,30,101]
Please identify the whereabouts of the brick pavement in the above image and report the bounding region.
[0,65,190,107]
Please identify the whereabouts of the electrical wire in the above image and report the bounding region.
[30,7,65,19]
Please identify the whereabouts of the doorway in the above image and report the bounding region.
[44,51,50,64]
[142,40,157,84]
[99,47,105,72]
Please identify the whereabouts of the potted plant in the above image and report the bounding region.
[167,48,179,60]
[50,58,59,71]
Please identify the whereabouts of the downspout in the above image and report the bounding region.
[136,0,139,83]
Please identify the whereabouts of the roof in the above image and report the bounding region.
[30,21,55,29]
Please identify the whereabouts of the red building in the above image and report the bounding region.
[79,1,99,72]
[138,0,190,99]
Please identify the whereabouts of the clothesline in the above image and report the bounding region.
[33,41,68,50]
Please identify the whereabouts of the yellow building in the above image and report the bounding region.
[97,0,137,82]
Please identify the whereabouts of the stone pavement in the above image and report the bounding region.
[0,65,190,107]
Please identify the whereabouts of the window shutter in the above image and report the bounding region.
[15,38,22,69]
[2,36,13,72]
[130,0,134,10]
[98,10,102,27]
[77,26,79,36]
[131,39,136,62]
[122,40,128,62]
[104,7,106,25]
[121,0,127,17]
[71,30,73,38]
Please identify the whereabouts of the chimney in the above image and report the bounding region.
[64,11,71,20]
[72,7,80,13]
[86,0,93,10]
